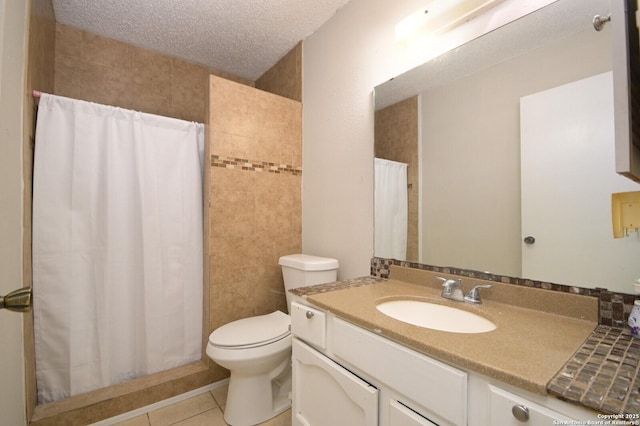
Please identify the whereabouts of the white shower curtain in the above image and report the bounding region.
[32,94,204,403]
[374,158,408,260]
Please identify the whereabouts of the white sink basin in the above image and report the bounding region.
[376,299,496,334]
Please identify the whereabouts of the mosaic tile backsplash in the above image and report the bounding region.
[371,257,637,327]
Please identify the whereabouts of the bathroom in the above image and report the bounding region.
[1,0,639,425]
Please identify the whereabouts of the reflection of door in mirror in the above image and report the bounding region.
[374,96,420,261]
[521,71,640,288]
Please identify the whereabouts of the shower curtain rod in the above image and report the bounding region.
[31,91,206,128]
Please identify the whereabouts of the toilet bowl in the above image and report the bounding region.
[206,311,292,426]
[206,254,338,425]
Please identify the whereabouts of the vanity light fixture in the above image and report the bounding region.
[395,0,506,44]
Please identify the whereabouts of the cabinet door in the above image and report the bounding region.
[388,400,438,426]
[332,317,467,426]
[292,338,378,426]
[488,385,576,426]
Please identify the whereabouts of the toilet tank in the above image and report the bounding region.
[279,254,339,310]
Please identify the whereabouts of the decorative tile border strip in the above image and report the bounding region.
[371,257,637,327]
[211,154,302,176]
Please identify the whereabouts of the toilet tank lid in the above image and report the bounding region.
[278,254,339,271]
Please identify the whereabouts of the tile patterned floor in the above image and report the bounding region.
[111,384,291,426]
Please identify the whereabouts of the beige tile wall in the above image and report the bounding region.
[374,96,420,261]
[53,24,254,123]
[207,75,302,381]
[26,15,302,424]
[27,23,230,425]
[256,41,302,102]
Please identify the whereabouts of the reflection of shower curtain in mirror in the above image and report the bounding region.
[32,94,204,404]
[374,158,408,260]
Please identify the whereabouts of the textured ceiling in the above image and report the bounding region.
[52,0,351,81]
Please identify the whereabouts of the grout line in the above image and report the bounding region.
[89,378,230,426]
[212,395,223,410]
[167,408,221,426]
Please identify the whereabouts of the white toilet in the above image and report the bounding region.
[206,254,339,425]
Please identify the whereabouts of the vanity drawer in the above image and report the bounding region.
[488,385,575,425]
[332,317,467,426]
[388,400,437,426]
[290,302,327,349]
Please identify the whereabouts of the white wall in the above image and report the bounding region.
[0,0,28,423]
[302,0,553,279]
[421,26,610,277]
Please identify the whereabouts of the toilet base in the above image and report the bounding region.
[224,361,291,425]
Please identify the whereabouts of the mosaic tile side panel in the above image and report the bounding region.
[548,325,640,415]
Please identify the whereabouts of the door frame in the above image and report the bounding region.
[0,0,29,424]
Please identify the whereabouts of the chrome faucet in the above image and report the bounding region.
[437,277,493,304]
[464,284,493,304]
[436,277,464,301]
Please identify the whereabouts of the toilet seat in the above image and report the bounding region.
[209,310,290,349]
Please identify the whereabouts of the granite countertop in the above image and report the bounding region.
[291,276,640,415]
[294,277,595,395]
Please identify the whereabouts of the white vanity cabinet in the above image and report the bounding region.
[291,302,378,426]
[291,301,466,426]
[290,301,600,426]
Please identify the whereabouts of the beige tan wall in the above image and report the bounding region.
[374,96,419,261]
[302,0,550,280]
[256,41,302,102]
[420,26,611,277]
[207,75,302,379]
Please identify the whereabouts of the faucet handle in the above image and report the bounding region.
[436,276,461,287]
[437,277,464,301]
[464,284,492,304]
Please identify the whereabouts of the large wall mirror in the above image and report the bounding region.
[374,0,640,294]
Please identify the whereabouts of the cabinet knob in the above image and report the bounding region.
[306,311,315,319]
[512,404,530,422]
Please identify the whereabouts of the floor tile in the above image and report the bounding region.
[259,409,291,426]
[148,392,217,426]
[105,385,290,426]
[211,384,228,407]
[113,414,150,426]
[172,408,226,426]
